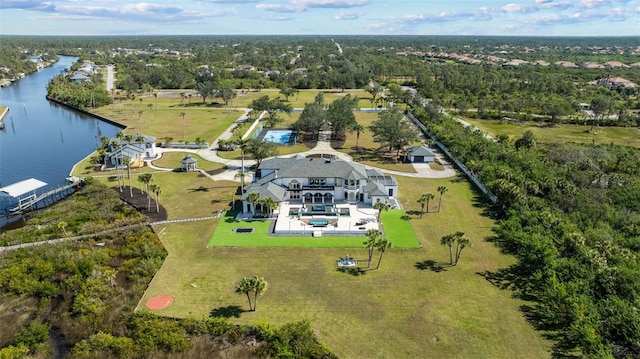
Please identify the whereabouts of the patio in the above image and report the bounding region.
[274,202,379,235]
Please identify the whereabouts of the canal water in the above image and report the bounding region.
[0,55,122,189]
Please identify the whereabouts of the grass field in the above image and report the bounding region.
[464,118,640,148]
[207,209,420,248]
[138,173,550,358]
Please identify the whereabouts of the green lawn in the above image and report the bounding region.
[207,209,420,248]
[139,173,550,359]
[464,118,640,148]
[380,209,420,248]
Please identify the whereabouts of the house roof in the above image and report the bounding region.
[0,178,47,198]
[364,181,387,197]
[180,155,197,165]
[110,134,156,144]
[259,157,368,180]
[407,145,435,157]
[242,182,287,202]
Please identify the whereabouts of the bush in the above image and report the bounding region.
[13,321,50,349]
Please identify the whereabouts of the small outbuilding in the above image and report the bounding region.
[406,145,435,163]
[180,155,198,172]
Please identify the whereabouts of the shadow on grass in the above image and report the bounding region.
[210,305,246,318]
[415,259,449,272]
[337,267,367,276]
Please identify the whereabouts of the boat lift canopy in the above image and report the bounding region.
[0,178,47,198]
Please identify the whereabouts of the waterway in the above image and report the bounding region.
[0,55,121,189]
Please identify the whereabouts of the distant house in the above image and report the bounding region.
[241,156,398,214]
[70,73,91,83]
[596,77,637,89]
[405,145,435,163]
[105,134,157,169]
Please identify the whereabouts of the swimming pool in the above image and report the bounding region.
[263,130,295,145]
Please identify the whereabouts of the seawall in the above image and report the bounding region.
[46,96,127,130]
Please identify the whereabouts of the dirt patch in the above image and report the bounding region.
[146,295,174,310]
[115,186,168,222]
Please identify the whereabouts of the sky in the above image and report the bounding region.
[1,0,639,37]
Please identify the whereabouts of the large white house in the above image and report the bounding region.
[105,134,157,169]
[241,155,398,214]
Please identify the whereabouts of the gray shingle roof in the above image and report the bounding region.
[260,157,368,180]
[364,181,387,196]
[242,182,286,202]
[407,145,435,157]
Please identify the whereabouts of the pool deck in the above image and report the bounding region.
[273,202,379,235]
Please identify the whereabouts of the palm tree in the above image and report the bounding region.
[149,184,161,213]
[374,237,392,269]
[454,233,471,266]
[138,173,153,211]
[235,276,268,311]
[440,233,456,266]
[235,170,248,195]
[246,192,260,215]
[437,186,448,212]
[259,197,278,217]
[233,134,251,183]
[180,92,186,106]
[421,193,435,214]
[350,122,365,148]
[416,194,428,218]
[373,201,390,222]
[235,277,254,311]
[125,157,134,198]
[147,103,153,128]
[364,229,381,268]
[180,112,186,140]
[250,276,268,311]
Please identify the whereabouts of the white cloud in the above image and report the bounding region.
[256,3,299,12]
[334,11,364,20]
[257,0,369,13]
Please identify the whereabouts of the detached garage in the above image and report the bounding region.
[406,145,435,163]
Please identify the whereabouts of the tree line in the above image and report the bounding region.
[412,99,640,358]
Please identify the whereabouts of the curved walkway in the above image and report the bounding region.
[150,108,457,180]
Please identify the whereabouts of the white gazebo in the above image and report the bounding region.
[180,155,198,172]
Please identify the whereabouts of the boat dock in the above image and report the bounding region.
[1,178,83,220]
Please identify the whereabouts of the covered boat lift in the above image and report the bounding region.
[0,178,48,213]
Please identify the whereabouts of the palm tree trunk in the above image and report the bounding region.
[245,293,253,311]
[155,193,160,213]
[376,249,386,269]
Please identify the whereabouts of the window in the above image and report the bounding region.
[289,180,301,190]
[290,191,300,199]
[309,178,326,186]
[335,178,342,187]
